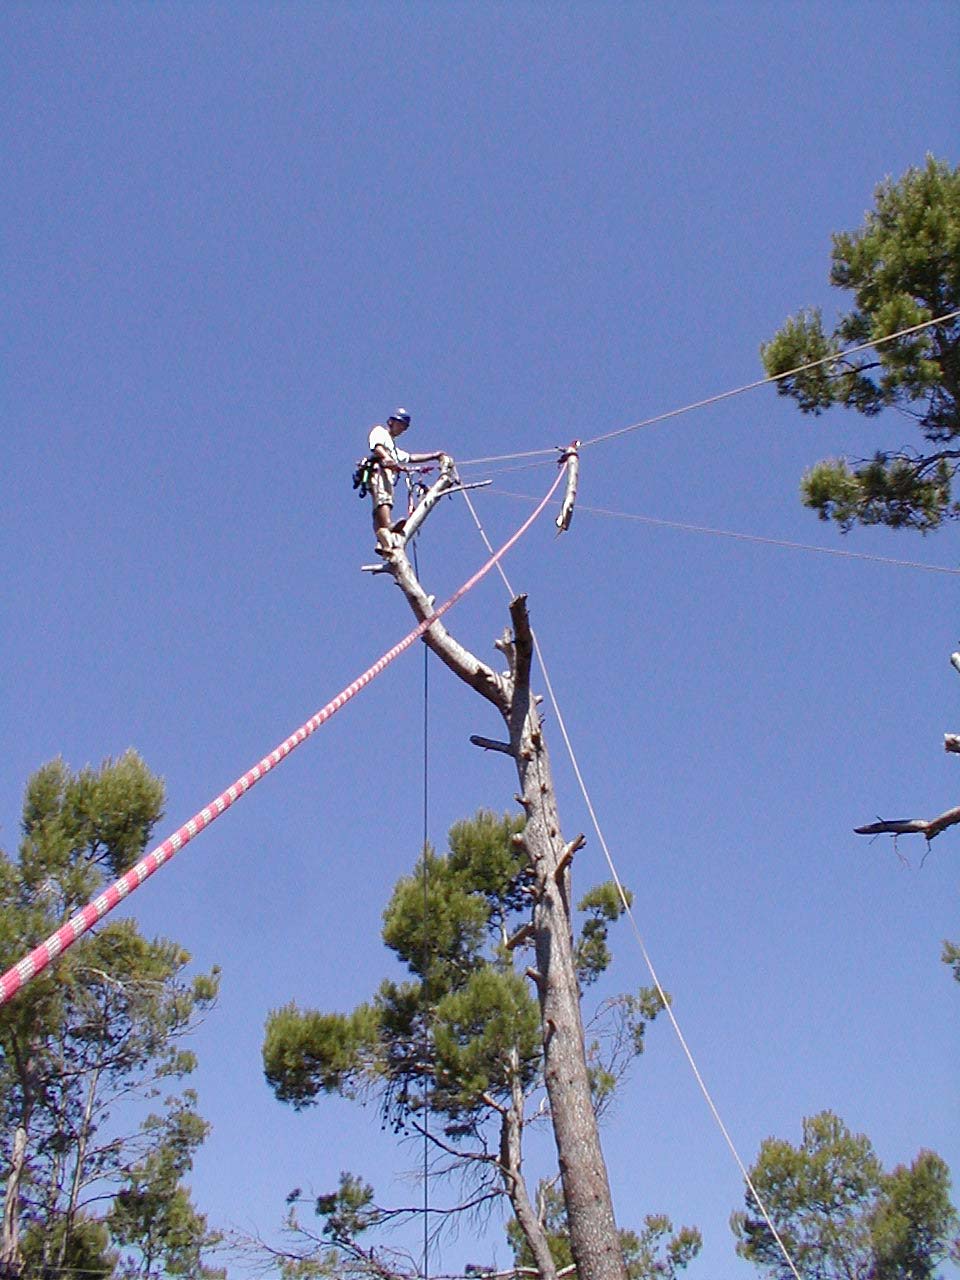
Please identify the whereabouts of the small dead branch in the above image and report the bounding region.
[506,922,534,952]
[470,735,515,757]
[854,804,960,842]
[555,834,586,879]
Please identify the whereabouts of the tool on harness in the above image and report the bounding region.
[352,456,375,499]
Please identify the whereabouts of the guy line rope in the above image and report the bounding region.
[456,308,960,468]
[0,464,568,1008]
[489,491,960,577]
[458,484,805,1280]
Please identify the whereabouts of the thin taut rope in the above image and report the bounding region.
[456,308,960,467]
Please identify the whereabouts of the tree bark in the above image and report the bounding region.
[59,1064,101,1271]
[499,1049,558,1280]
[1,1126,27,1278]
[383,545,628,1280]
[1,1037,36,1280]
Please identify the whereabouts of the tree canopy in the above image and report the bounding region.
[261,810,698,1280]
[731,1110,959,1280]
[762,156,960,531]
[0,753,222,1280]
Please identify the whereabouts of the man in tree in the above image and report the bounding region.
[365,408,451,549]
[261,811,699,1280]
[762,156,960,532]
[731,1110,959,1280]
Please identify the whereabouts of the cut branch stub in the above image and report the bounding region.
[469,735,515,757]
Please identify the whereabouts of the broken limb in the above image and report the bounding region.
[855,806,960,842]
[855,645,960,847]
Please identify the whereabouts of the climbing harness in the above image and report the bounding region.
[351,456,374,499]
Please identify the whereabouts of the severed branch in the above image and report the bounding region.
[855,806,960,842]
[555,441,580,533]
[856,647,960,847]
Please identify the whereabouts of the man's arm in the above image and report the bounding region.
[372,442,405,470]
[408,450,452,466]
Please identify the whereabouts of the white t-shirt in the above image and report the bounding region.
[368,424,410,466]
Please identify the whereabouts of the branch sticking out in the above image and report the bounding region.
[555,834,586,879]
[506,922,534,952]
[470,735,515,757]
[855,805,960,842]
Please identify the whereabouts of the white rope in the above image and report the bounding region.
[455,308,960,467]
[486,490,960,577]
[458,486,804,1280]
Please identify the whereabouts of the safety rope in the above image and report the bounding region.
[455,308,960,468]
[0,465,567,1008]
[458,486,805,1280]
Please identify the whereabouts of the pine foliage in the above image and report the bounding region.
[762,156,960,531]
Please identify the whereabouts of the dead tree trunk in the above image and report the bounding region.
[385,545,628,1280]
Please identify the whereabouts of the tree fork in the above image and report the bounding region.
[383,542,628,1280]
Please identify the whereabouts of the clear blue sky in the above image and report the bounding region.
[3,3,958,1277]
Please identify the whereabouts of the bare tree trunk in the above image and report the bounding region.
[500,1049,558,1280]
[1,1036,37,1280]
[1,1126,27,1278]
[58,1065,100,1272]
[385,547,628,1280]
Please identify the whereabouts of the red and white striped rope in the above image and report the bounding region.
[0,464,566,1006]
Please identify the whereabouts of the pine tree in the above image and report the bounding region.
[262,812,697,1280]
[731,1111,959,1280]
[762,156,960,531]
[0,754,222,1279]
